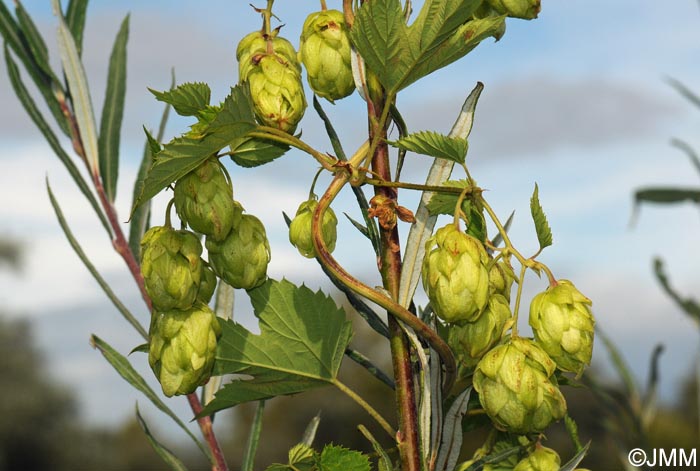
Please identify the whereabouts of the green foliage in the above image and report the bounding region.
[389,130,468,164]
[65,0,89,56]
[203,279,352,414]
[425,179,473,216]
[530,183,553,250]
[98,14,129,202]
[135,406,189,471]
[150,82,212,116]
[263,443,370,471]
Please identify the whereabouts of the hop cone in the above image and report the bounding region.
[513,446,560,471]
[198,262,217,304]
[299,9,355,102]
[148,301,222,397]
[448,294,512,368]
[529,280,595,376]
[174,157,234,241]
[206,202,270,290]
[140,226,202,311]
[489,260,515,302]
[486,0,540,19]
[237,31,300,81]
[422,224,490,323]
[289,199,337,258]
[248,54,307,133]
[473,337,567,434]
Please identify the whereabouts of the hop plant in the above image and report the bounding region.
[486,0,541,19]
[288,198,338,258]
[473,337,567,434]
[489,260,515,301]
[299,9,355,102]
[206,201,271,290]
[236,30,300,81]
[198,262,217,304]
[422,224,490,323]
[513,446,560,471]
[140,226,202,311]
[448,294,512,368]
[173,157,235,241]
[529,280,595,377]
[148,302,222,397]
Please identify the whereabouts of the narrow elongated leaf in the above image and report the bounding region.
[344,348,394,389]
[670,138,700,175]
[53,0,100,175]
[491,211,514,248]
[241,401,265,471]
[65,0,89,55]
[15,1,55,80]
[398,83,483,309]
[634,187,700,205]
[135,406,190,471]
[129,73,174,259]
[358,426,393,471]
[47,180,145,338]
[0,1,69,135]
[318,445,370,471]
[559,441,590,471]
[435,388,471,471]
[202,279,352,415]
[150,82,211,116]
[464,445,522,471]
[132,85,256,211]
[89,335,210,459]
[653,257,700,324]
[203,280,235,406]
[5,47,110,235]
[596,328,639,402]
[530,183,553,250]
[98,15,129,202]
[667,76,700,109]
[390,131,468,164]
[301,412,321,447]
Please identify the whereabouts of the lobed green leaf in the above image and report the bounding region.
[318,445,370,471]
[425,179,472,216]
[530,183,553,250]
[150,82,212,117]
[390,130,468,164]
[98,15,129,202]
[202,279,352,415]
[410,0,482,52]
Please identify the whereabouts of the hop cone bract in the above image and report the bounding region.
[206,202,270,290]
[174,157,234,241]
[198,262,217,304]
[422,224,490,322]
[148,302,222,397]
[237,31,300,81]
[473,337,567,434]
[448,294,512,368]
[489,260,515,301]
[141,226,202,311]
[529,280,595,376]
[289,199,337,258]
[513,446,560,471]
[299,9,355,102]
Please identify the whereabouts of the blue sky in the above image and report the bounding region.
[1,0,700,442]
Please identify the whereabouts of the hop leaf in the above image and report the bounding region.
[530,183,553,250]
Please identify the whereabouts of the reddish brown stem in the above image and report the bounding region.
[187,394,229,471]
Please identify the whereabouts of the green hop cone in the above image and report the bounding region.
[299,9,355,102]
[148,301,222,397]
[422,224,490,323]
[288,199,337,258]
[448,294,512,367]
[513,446,560,471]
[206,201,270,290]
[197,262,217,304]
[140,226,202,311]
[486,0,541,19]
[473,337,567,434]
[237,31,300,81]
[529,280,595,377]
[489,260,515,301]
[248,54,307,133]
[173,157,234,241]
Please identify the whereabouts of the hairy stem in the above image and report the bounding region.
[187,394,229,471]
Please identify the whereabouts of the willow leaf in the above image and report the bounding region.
[135,406,190,471]
[65,0,89,56]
